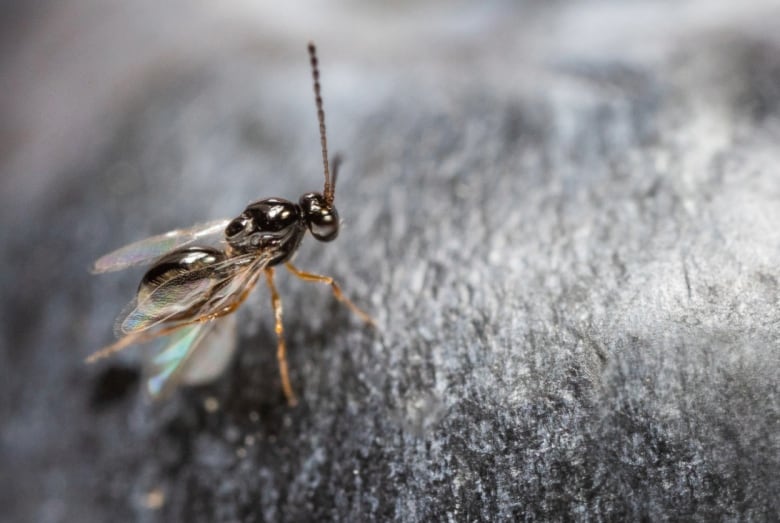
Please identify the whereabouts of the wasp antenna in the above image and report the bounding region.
[308,42,333,207]
[330,154,343,196]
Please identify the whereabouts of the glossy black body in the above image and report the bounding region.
[225,193,339,263]
[225,197,307,265]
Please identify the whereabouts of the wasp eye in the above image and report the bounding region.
[225,217,246,237]
[309,210,339,241]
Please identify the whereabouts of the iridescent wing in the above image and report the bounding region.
[91,219,230,274]
[144,314,237,400]
[179,313,237,386]
[146,322,212,400]
[86,252,270,364]
[115,252,269,336]
[116,271,223,336]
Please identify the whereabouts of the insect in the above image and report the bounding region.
[88,43,373,406]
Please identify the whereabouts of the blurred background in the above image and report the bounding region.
[2,1,779,521]
[5,0,777,218]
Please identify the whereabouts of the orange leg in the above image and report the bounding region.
[284,262,375,327]
[264,267,298,406]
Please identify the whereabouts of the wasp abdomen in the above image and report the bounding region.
[138,246,226,303]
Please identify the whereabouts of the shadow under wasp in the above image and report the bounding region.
[88,43,374,406]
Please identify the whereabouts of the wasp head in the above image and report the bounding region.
[299,192,339,242]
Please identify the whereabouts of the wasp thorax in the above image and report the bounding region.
[225,198,306,263]
[299,192,339,242]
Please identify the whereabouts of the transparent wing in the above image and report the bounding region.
[180,313,237,386]
[144,314,237,400]
[145,322,213,400]
[116,252,270,336]
[117,274,218,336]
[86,254,267,365]
[91,219,230,274]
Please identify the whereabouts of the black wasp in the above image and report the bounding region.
[88,43,373,405]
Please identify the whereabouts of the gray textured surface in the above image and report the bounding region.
[1,2,779,521]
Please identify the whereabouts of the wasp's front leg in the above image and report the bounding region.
[284,262,375,327]
[264,268,298,407]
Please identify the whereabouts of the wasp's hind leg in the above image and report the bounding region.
[284,262,375,327]
[264,268,297,406]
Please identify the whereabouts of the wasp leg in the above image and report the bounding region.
[284,262,375,327]
[264,268,298,407]
[86,322,197,364]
